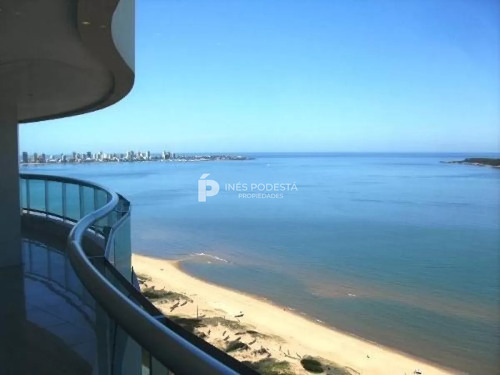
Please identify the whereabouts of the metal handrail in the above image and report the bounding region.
[20,173,240,375]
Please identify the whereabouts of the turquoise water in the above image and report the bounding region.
[22,153,500,374]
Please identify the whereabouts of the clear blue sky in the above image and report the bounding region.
[20,0,499,153]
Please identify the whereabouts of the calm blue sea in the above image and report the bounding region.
[22,153,500,374]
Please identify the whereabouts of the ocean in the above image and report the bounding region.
[21,153,500,374]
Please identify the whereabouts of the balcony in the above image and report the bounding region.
[0,173,256,375]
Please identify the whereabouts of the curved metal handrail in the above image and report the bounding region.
[20,173,240,375]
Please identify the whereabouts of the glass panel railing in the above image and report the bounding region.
[112,324,143,375]
[82,186,96,217]
[95,189,109,210]
[142,349,152,375]
[28,178,46,213]
[47,181,63,217]
[95,189,110,230]
[111,214,132,279]
[93,257,173,375]
[21,176,116,230]
[151,356,171,375]
[65,183,81,221]
[19,174,249,375]
[20,178,27,209]
[107,207,119,229]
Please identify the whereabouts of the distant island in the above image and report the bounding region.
[443,158,500,168]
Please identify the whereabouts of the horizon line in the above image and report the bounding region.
[18,150,500,155]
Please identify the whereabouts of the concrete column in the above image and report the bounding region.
[0,101,21,267]
[0,264,26,373]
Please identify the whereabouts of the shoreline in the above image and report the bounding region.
[170,260,461,374]
[132,254,458,375]
[174,260,388,351]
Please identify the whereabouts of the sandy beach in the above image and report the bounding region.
[132,254,457,375]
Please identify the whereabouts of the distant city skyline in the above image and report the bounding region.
[19,149,249,164]
[20,149,161,164]
[19,0,499,153]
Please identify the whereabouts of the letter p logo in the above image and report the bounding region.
[198,173,220,202]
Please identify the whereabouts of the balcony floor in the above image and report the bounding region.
[0,239,101,375]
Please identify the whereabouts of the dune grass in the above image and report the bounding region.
[300,356,355,375]
[141,286,192,303]
[225,340,250,353]
[301,357,324,373]
[168,316,204,333]
[136,272,152,283]
[201,316,246,330]
[243,358,294,375]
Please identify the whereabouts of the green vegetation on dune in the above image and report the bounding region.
[225,340,249,353]
[141,286,192,302]
[243,359,294,375]
[245,329,268,338]
[168,316,204,333]
[300,356,355,375]
[201,316,246,330]
[138,273,356,375]
[300,358,324,373]
[136,273,152,283]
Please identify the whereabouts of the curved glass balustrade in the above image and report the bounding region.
[20,173,131,278]
[19,173,255,375]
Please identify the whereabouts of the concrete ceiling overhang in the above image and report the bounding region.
[0,0,134,123]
